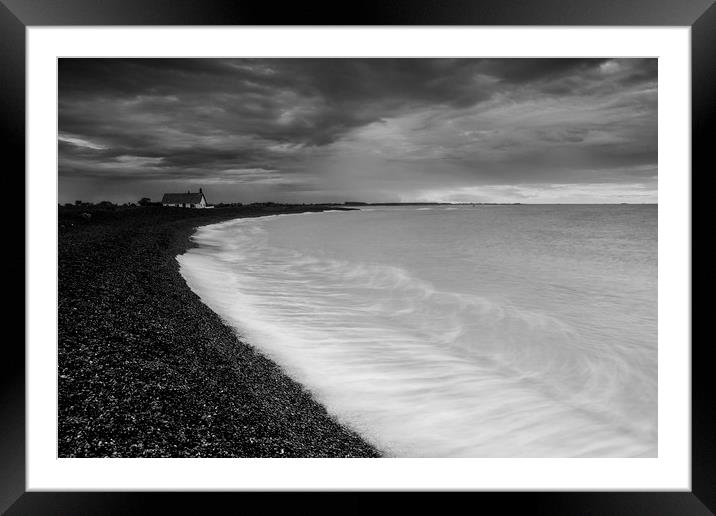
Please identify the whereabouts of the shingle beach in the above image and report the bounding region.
[58,205,380,458]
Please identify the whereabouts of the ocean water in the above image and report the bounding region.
[178,205,657,457]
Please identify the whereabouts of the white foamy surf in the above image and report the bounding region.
[178,205,657,457]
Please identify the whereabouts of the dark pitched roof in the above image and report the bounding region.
[161,192,205,204]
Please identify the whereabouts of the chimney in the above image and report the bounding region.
[199,188,203,194]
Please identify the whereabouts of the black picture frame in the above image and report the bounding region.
[4,0,711,513]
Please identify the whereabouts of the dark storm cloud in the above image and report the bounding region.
[483,58,607,83]
[59,58,622,147]
[58,58,657,204]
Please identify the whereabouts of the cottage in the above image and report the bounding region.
[161,188,208,208]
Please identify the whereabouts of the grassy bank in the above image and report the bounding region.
[58,205,380,457]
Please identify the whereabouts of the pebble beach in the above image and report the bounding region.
[58,205,380,458]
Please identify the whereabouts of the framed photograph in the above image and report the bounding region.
[6,0,710,513]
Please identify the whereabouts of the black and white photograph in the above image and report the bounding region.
[57,57,659,459]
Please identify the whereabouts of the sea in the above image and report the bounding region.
[178,204,657,457]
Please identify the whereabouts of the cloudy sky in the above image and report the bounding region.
[58,58,657,204]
